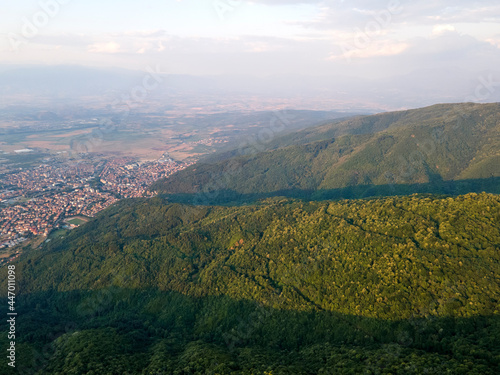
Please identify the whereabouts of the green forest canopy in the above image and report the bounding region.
[1,193,499,374]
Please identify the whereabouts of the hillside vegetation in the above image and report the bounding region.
[1,103,499,374]
[1,193,500,374]
[151,103,500,204]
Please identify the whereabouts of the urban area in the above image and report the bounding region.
[0,151,191,263]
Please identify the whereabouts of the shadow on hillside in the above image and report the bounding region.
[3,288,500,373]
[160,176,500,205]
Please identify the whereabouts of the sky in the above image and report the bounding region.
[1,0,500,78]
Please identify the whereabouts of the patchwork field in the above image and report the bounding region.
[0,110,352,162]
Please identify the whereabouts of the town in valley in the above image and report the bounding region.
[0,149,191,263]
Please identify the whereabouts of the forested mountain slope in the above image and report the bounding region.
[1,193,500,374]
[152,103,500,204]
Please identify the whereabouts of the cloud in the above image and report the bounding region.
[295,1,500,30]
[248,0,323,4]
[486,36,500,48]
[329,40,409,60]
[118,30,168,38]
[31,33,90,47]
[432,24,456,36]
[245,41,274,53]
[87,42,122,54]
[2,0,499,79]
[407,31,495,57]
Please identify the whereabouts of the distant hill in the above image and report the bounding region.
[0,65,144,98]
[1,193,499,373]
[172,109,365,161]
[151,102,500,204]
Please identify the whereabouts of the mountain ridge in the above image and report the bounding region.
[151,102,500,204]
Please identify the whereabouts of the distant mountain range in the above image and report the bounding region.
[1,65,500,109]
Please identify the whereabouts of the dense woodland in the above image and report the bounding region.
[151,103,500,204]
[1,193,499,374]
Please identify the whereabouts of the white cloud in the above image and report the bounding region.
[485,36,500,49]
[432,24,456,36]
[329,40,409,61]
[87,41,122,54]
[245,41,274,53]
[1,0,499,78]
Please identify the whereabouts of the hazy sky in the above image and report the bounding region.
[1,0,500,78]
